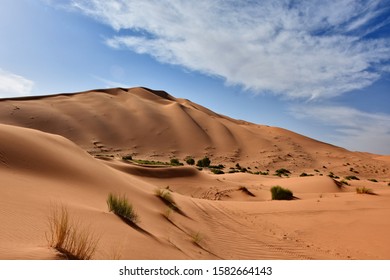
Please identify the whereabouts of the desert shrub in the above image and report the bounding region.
[46,205,99,260]
[356,187,376,195]
[196,157,211,167]
[211,168,224,174]
[155,189,179,211]
[270,186,294,200]
[345,175,360,180]
[274,168,291,177]
[340,180,350,186]
[191,231,203,245]
[170,158,183,166]
[239,186,255,197]
[300,172,308,177]
[186,158,195,165]
[122,155,132,160]
[209,164,225,169]
[107,193,138,224]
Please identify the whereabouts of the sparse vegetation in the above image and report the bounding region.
[274,168,291,177]
[107,193,139,224]
[270,186,294,200]
[121,154,133,161]
[185,157,195,165]
[340,179,350,186]
[239,186,256,197]
[170,158,183,166]
[196,157,211,167]
[191,231,203,245]
[133,159,170,166]
[345,175,360,180]
[46,204,100,260]
[211,168,224,174]
[356,187,376,195]
[155,188,179,211]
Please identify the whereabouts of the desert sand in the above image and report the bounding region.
[0,87,389,260]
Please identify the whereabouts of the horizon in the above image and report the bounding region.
[0,0,389,154]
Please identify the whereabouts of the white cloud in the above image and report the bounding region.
[290,105,390,154]
[67,0,390,99]
[0,69,34,97]
[91,75,129,89]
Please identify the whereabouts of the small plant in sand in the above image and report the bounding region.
[46,204,100,260]
[121,154,133,161]
[274,168,291,177]
[196,157,211,168]
[356,187,376,195]
[270,186,294,200]
[211,168,225,174]
[345,175,360,180]
[170,158,183,166]
[191,231,203,245]
[155,188,179,211]
[238,186,256,197]
[107,193,139,224]
[340,179,350,186]
[185,157,195,165]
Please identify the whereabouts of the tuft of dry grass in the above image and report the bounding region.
[46,204,100,260]
[356,187,376,195]
[155,188,179,210]
[107,193,139,224]
[191,231,203,245]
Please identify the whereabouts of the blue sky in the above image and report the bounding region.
[1,0,389,154]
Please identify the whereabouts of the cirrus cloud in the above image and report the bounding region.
[289,105,390,154]
[67,0,390,99]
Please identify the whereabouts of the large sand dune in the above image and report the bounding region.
[0,87,389,259]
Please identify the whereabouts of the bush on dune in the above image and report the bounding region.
[270,186,294,200]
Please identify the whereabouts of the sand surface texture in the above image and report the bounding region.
[1,87,389,259]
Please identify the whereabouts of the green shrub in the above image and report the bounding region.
[122,155,132,160]
[186,158,195,165]
[107,193,138,224]
[274,168,291,177]
[196,157,211,167]
[345,175,360,180]
[155,189,179,211]
[211,168,224,174]
[170,158,183,166]
[270,186,294,200]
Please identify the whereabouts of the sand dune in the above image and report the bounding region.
[0,87,389,260]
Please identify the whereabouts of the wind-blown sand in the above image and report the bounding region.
[0,87,389,259]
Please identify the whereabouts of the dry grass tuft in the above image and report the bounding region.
[107,193,139,224]
[356,187,376,195]
[46,204,100,260]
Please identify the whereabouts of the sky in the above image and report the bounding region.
[0,0,389,154]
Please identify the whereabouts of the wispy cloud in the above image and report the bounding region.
[66,0,389,99]
[91,75,129,89]
[290,105,390,154]
[0,68,34,97]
